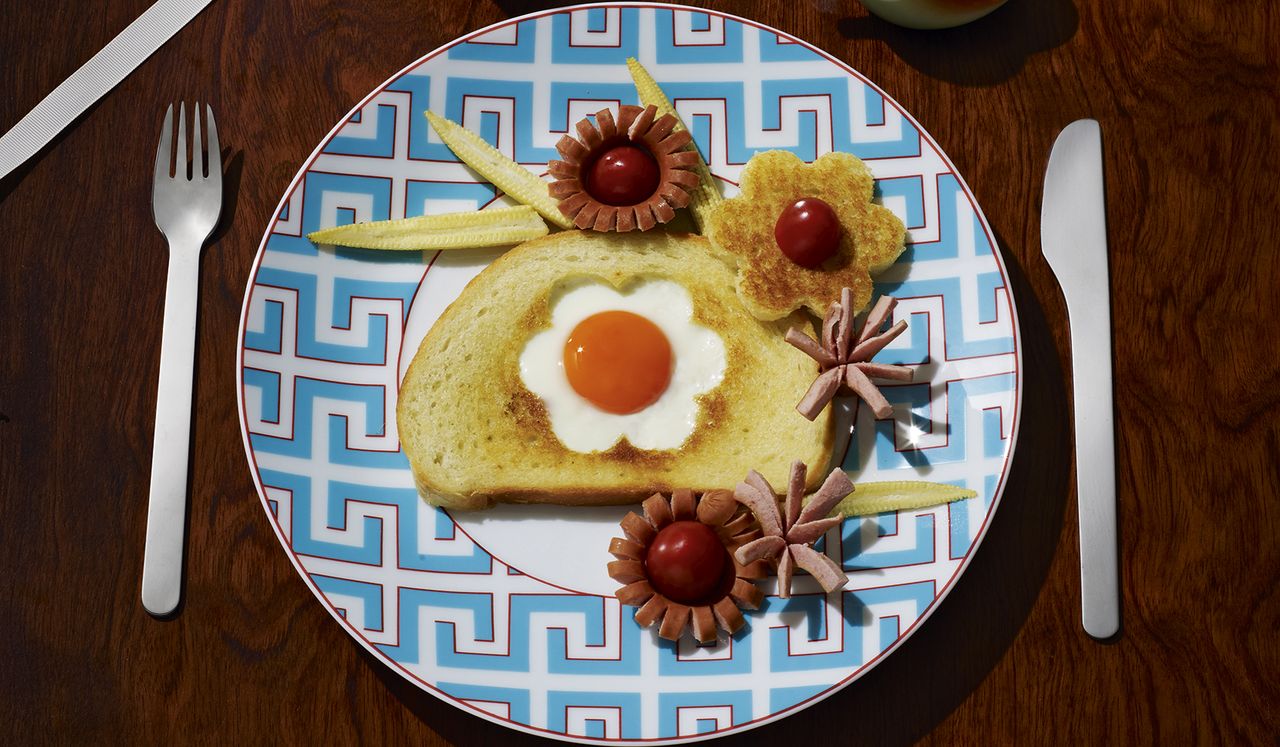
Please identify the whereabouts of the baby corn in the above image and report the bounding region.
[820,481,978,518]
[307,205,548,250]
[425,111,573,229]
[626,57,722,232]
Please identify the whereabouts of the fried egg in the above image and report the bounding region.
[519,279,726,452]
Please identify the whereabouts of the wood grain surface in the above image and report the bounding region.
[1,0,1277,743]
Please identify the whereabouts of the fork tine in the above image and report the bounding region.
[153,103,174,182]
[204,104,221,189]
[175,102,188,180]
[191,101,203,179]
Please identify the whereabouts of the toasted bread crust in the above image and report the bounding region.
[706,150,906,320]
[397,231,833,510]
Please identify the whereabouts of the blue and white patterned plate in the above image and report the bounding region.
[236,3,1022,743]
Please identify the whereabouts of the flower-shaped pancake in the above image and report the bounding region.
[706,150,906,320]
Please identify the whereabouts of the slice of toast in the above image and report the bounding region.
[397,230,833,511]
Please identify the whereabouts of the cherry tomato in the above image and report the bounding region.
[585,143,660,206]
[644,521,729,605]
[774,197,842,268]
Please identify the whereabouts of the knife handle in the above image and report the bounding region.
[0,0,216,181]
[1064,297,1120,638]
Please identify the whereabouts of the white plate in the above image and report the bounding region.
[236,3,1022,742]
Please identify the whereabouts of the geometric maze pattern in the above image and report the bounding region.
[236,6,1020,743]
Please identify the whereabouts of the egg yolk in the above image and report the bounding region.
[563,310,673,414]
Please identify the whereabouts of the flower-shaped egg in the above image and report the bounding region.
[518,279,726,452]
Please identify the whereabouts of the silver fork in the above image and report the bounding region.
[142,102,222,616]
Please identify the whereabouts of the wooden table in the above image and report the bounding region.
[2,1,1276,743]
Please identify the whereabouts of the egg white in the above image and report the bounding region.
[518,279,726,452]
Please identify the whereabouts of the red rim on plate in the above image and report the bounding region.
[236,4,1022,742]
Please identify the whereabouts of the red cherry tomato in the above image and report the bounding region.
[644,521,729,605]
[774,197,842,268]
[585,143,660,206]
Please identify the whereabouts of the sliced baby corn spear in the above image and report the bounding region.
[307,205,548,250]
[626,57,722,232]
[815,481,978,518]
[425,111,573,229]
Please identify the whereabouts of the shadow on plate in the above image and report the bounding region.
[838,0,1080,87]
[363,237,1072,744]
[735,234,1071,745]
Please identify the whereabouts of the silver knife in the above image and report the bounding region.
[1041,119,1120,639]
[0,0,215,182]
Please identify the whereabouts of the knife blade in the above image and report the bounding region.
[1041,119,1120,639]
[0,0,215,182]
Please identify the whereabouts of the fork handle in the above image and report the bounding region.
[141,241,201,616]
